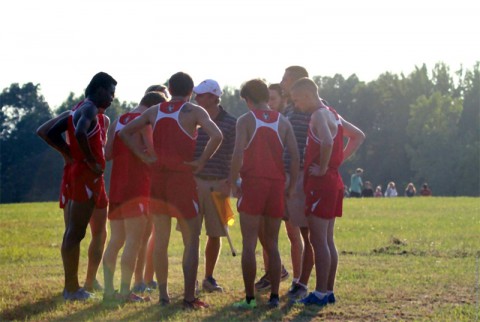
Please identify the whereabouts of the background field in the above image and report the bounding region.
[0,197,479,321]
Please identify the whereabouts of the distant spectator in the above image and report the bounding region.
[349,168,363,198]
[404,183,416,197]
[374,185,383,197]
[384,181,398,197]
[420,183,432,196]
[361,181,374,197]
[344,185,350,198]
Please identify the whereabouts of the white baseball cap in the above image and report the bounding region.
[193,79,223,97]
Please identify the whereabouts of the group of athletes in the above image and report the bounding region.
[37,65,365,310]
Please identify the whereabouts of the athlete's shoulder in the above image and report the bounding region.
[79,99,97,110]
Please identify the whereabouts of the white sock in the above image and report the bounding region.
[313,290,327,299]
[292,278,299,283]
[327,290,334,296]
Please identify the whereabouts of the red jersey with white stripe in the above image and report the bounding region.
[65,100,108,207]
[67,108,106,169]
[304,106,344,190]
[240,109,285,180]
[97,113,107,149]
[109,112,150,203]
[152,101,197,172]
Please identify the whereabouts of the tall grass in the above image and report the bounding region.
[1,197,478,321]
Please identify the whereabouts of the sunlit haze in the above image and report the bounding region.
[1,0,478,109]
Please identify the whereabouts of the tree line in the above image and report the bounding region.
[1,62,478,203]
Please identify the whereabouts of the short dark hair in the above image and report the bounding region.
[145,84,167,94]
[140,91,167,107]
[285,66,309,80]
[168,72,194,97]
[85,72,117,97]
[268,83,283,97]
[240,79,269,104]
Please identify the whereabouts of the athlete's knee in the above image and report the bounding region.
[66,228,87,244]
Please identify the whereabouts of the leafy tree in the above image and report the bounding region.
[0,83,59,202]
[455,63,480,195]
[55,92,83,114]
[406,92,463,195]
[220,86,247,117]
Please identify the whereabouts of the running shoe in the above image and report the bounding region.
[233,298,257,309]
[183,298,210,310]
[288,281,297,293]
[124,292,150,303]
[327,292,336,304]
[254,274,271,292]
[146,280,158,290]
[267,297,280,309]
[103,291,149,303]
[298,292,328,307]
[132,282,148,293]
[202,276,223,292]
[64,288,93,301]
[288,283,308,301]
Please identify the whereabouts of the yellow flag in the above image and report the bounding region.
[211,191,235,226]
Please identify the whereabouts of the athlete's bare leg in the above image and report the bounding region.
[239,212,261,298]
[143,226,155,285]
[102,220,125,295]
[85,207,107,290]
[257,219,269,275]
[326,219,338,291]
[204,236,221,278]
[62,201,71,229]
[298,227,314,286]
[134,218,152,286]
[152,214,171,301]
[285,220,303,280]
[307,216,332,292]
[120,216,147,295]
[62,200,95,292]
[263,216,282,295]
[177,215,201,302]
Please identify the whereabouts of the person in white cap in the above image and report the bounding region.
[193,79,237,292]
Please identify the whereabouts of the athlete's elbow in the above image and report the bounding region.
[213,131,223,145]
[356,131,366,144]
[36,127,46,139]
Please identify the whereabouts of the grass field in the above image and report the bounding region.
[1,197,479,321]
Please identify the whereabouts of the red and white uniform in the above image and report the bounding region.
[238,109,285,218]
[304,106,344,219]
[66,101,108,208]
[108,112,150,220]
[150,101,199,218]
[59,100,84,209]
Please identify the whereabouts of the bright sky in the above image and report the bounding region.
[1,0,479,109]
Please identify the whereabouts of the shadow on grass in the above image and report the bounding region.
[198,295,327,322]
[1,294,61,321]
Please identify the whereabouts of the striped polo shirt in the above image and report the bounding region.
[194,105,237,179]
[283,103,311,172]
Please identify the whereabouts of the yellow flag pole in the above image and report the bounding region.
[211,190,237,257]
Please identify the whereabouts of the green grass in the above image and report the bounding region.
[1,197,479,321]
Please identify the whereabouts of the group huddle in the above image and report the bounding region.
[37,66,365,310]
